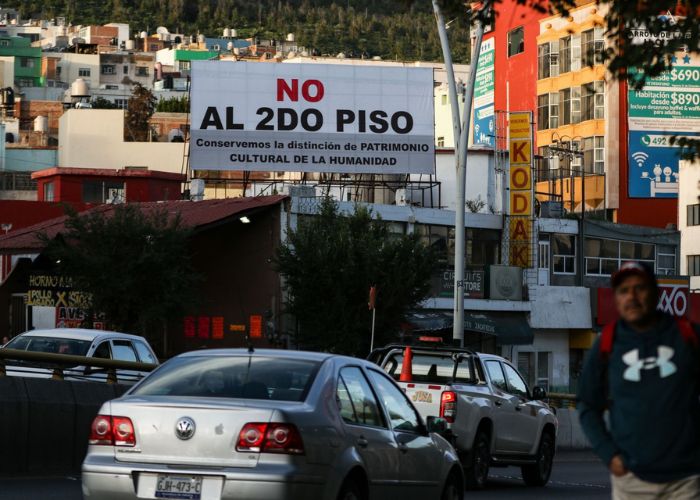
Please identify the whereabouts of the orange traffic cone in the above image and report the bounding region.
[400,346,413,382]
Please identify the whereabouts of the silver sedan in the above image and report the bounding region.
[82,349,463,500]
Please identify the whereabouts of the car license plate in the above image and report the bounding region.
[155,475,203,500]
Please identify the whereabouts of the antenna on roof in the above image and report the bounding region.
[246,332,254,354]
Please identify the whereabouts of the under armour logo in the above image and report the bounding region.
[622,346,676,382]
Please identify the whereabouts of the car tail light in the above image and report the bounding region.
[440,391,457,423]
[237,422,305,455]
[237,423,267,452]
[89,415,136,447]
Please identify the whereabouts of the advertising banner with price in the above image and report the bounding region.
[628,46,700,198]
[190,62,435,174]
[473,38,495,147]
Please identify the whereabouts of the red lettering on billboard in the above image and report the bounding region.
[277,79,325,102]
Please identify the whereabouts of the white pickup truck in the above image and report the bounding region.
[370,343,558,489]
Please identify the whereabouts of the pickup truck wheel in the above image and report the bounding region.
[521,432,554,487]
[464,430,490,490]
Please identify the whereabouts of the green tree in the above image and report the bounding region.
[156,96,190,113]
[275,198,436,356]
[40,204,200,351]
[90,97,119,109]
[125,83,157,142]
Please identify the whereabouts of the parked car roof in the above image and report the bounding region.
[13,328,148,343]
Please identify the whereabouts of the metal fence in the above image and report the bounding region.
[0,171,37,191]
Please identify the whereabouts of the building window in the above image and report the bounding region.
[178,60,191,71]
[101,65,115,75]
[688,204,700,226]
[437,136,445,147]
[508,27,525,57]
[78,67,91,77]
[538,42,558,79]
[581,81,604,121]
[688,255,700,276]
[657,245,676,275]
[559,36,571,73]
[583,136,605,174]
[571,86,581,123]
[552,234,576,274]
[582,27,604,67]
[582,83,594,121]
[114,99,128,108]
[123,65,129,74]
[559,88,571,125]
[56,66,62,77]
[0,39,9,47]
[537,93,558,130]
[594,136,604,173]
[20,57,34,68]
[572,34,582,71]
[43,182,54,202]
[585,238,655,276]
[135,66,149,77]
[441,94,447,105]
[82,180,125,203]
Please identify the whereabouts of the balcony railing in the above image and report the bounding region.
[0,171,36,191]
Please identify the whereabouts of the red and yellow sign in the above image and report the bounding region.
[508,112,533,268]
[250,315,263,339]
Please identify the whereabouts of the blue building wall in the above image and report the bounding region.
[5,148,57,171]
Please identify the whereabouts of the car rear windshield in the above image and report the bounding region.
[4,336,92,356]
[131,355,321,402]
[383,351,475,384]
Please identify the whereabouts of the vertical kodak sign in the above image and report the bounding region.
[508,112,533,268]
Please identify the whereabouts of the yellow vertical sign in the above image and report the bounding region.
[508,112,533,268]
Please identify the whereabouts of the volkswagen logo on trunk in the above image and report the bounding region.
[175,417,196,440]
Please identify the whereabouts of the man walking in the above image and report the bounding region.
[578,262,700,499]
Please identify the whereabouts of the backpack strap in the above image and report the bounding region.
[600,321,617,358]
[675,316,699,348]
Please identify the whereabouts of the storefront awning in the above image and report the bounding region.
[464,312,533,345]
[404,310,532,346]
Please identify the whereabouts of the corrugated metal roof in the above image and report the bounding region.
[0,195,287,253]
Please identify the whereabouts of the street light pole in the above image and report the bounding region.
[432,0,461,146]
[453,18,484,348]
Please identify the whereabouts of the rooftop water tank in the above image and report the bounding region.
[286,33,295,42]
[125,39,135,50]
[190,178,205,201]
[71,78,89,98]
[33,116,48,133]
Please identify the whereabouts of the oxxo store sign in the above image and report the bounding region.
[508,112,534,267]
[597,276,691,324]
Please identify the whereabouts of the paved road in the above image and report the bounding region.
[473,451,611,499]
[0,451,610,500]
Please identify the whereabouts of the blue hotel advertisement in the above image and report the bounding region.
[628,49,700,198]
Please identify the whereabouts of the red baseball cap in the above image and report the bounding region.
[611,261,658,289]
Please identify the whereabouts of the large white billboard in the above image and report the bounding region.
[190,62,435,174]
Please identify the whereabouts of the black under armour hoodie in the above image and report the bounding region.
[577,313,700,483]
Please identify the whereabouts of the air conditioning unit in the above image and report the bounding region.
[395,188,407,206]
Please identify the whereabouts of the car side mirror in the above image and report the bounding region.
[426,416,447,434]
[532,386,547,400]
